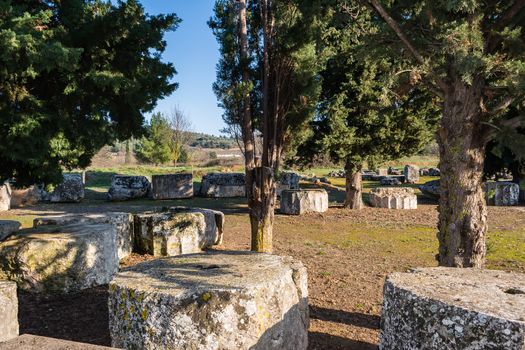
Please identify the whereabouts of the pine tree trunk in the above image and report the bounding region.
[437,80,487,268]
[250,166,275,253]
[344,161,364,209]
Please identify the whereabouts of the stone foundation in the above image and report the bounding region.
[152,173,193,200]
[369,188,417,209]
[380,267,525,349]
[280,189,328,215]
[108,175,151,201]
[49,173,84,203]
[199,172,246,198]
[108,251,308,350]
[0,223,119,293]
[0,221,21,242]
[0,281,18,342]
[0,335,120,349]
[484,181,520,206]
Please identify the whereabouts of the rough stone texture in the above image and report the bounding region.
[280,189,328,215]
[133,211,210,257]
[0,221,21,242]
[428,167,441,176]
[484,181,520,206]
[380,177,402,186]
[108,251,308,350]
[108,175,151,201]
[380,267,525,350]
[276,172,301,197]
[169,207,225,246]
[0,335,121,350]
[0,281,18,342]
[152,173,193,200]
[0,183,12,212]
[404,165,420,184]
[33,213,133,260]
[377,168,389,176]
[419,180,440,199]
[9,186,42,208]
[369,188,417,209]
[49,174,85,203]
[199,173,246,198]
[0,223,119,293]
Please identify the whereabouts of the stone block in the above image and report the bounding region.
[108,251,308,350]
[0,183,12,212]
[0,335,120,349]
[0,281,18,342]
[0,223,119,293]
[369,188,417,209]
[280,189,328,215]
[108,175,151,201]
[484,181,520,206]
[428,167,441,176]
[377,168,389,176]
[0,221,21,242]
[380,267,525,350]
[49,173,84,203]
[152,173,193,200]
[420,179,440,199]
[169,207,225,246]
[199,172,246,198]
[133,211,208,256]
[380,177,403,186]
[404,165,420,184]
[276,172,301,197]
[33,212,133,260]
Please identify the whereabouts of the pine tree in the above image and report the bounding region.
[135,113,175,166]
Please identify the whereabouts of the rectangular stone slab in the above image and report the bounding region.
[0,281,18,342]
[152,174,193,200]
[0,335,121,349]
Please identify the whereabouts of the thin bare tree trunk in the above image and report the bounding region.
[344,161,364,209]
[437,79,487,268]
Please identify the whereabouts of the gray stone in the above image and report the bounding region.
[108,175,151,201]
[380,267,525,350]
[420,179,440,199]
[49,173,84,203]
[369,187,417,209]
[404,165,420,184]
[108,251,308,350]
[0,221,21,242]
[169,207,225,246]
[428,167,441,176]
[377,168,389,176]
[0,335,121,350]
[280,189,328,215]
[276,172,301,197]
[0,281,18,342]
[419,168,430,176]
[380,177,402,186]
[33,212,133,260]
[152,173,193,200]
[484,181,520,206]
[199,172,246,198]
[0,223,119,293]
[0,183,12,212]
[362,171,378,181]
[133,211,208,257]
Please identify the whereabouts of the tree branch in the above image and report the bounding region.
[487,0,525,52]
[482,115,524,143]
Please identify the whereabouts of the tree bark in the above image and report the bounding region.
[437,79,487,268]
[344,161,364,209]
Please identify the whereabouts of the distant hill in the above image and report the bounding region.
[188,132,237,149]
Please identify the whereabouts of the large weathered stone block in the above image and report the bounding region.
[0,281,18,342]
[49,174,84,203]
[380,176,403,186]
[108,252,308,350]
[404,165,420,184]
[484,181,520,206]
[133,211,208,256]
[108,175,151,201]
[169,206,225,246]
[276,172,301,197]
[369,188,417,209]
[152,173,193,200]
[419,179,440,199]
[0,335,120,349]
[33,212,133,260]
[0,183,12,212]
[380,267,525,350]
[280,189,328,215]
[199,172,246,198]
[0,221,21,242]
[0,223,119,293]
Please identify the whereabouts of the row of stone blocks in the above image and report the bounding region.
[0,208,224,293]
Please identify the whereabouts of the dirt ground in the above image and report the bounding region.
[3,199,525,349]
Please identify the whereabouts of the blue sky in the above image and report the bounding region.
[141,1,224,135]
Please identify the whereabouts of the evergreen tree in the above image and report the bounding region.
[135,113,175,165]
[0,0,179,185]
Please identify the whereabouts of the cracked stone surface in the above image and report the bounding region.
[280,189,328,215]
[49,174,85,203]
[108,251,308,350]
[380,267,525,350]
[108,175,151,201]
[0,281,18,342]
[152,174,193,200]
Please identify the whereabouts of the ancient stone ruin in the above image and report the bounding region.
[369,187,417,209]
[484,181,520,206]
[0,335,119,350]
[276,171,301,197]
[0,183,11,212]
[151,173,193,200]
[49,173,85,203]
[380,267,525,349]
[0,281,18,342]
[169,206,225,245]
[404,165,420,184]
[108,252,308,350]
[419,179,440,199]
[380,176,403,186]
[280,189,328,215]
[199,172,246,198]
[0,220,20,242]
[108,175,151,201]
